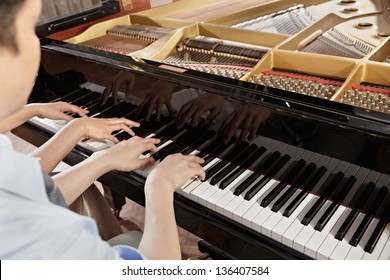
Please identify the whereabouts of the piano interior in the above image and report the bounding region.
[17,0,390,259]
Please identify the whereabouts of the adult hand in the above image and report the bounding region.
[177,92,224,129]
[219,104,271,143]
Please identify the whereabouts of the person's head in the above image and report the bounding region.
[0,0,42,120]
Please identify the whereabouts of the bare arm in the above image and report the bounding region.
[52,136,159,205]
[0,102,88,133]
[139,154,205,260]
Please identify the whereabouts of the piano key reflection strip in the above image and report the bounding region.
[341,84,390,113]
[249,70,343,100]
[232,4,315,35]
[301,29,373,59]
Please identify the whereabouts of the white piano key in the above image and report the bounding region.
[206,169,252,211]
[316,206,351,260]
[378,233,390,260]
[233,180,278,224]
[329,212,365,259]
[345,217,379,260]
[190,181,216,203]
[189,156,228,202]
[304,205,346,258]
[282,194,318,248]
[292,198,330,254]
[249,181,285,232]
[262,187,301,238]
[181,158,220,199]
[272,192,314,243]
[214,171,260,215]
[223,176,267,224]
[197,181,225,206]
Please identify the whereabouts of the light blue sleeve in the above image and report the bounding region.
[112,245,145,260]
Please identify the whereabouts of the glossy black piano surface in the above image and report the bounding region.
[18,39,390,260]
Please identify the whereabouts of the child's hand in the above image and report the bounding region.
[71,117,140,143]
[28,101,88,120]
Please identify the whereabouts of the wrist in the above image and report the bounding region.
[24,104,43,118]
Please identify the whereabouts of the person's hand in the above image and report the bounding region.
[219,104,271,143]
[27,102,88,121]
[137,80,176,121]
[70,117,140,143]
[177,92,224,129]
[93,136,160,172]
[100,71,135,105]
[145,154,205,194]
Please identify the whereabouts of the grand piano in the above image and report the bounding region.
[14,0,390,259]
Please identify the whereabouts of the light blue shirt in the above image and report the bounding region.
[0,134,143,260]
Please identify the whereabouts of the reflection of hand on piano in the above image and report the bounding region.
[100,70,135,106]
[137,80,176,122]
[176,92,224,129]
[220,103,271,143]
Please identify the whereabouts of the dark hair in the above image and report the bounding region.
[0,0,26,52]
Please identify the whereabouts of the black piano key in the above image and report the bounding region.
[210,144,258,185]
[349,186,389,247]
[155,122,186,148]
[315,175,357,231]
[196,136,231,159]
[233,151,281,196]
[260,159,306,207]
[202,140,234,167]
[96,101,138,118]
[140,115,173,133]
[181,130,216,155]
[70,92,101,107]
[157,126,212,160]
[205,141,249,181]
[335,181,376,240]
[272,162,316,212]
[283,165,328,217]
[301,171,344,225]
[244,154,291,200]
[219,146,266,189]
[364,196,390,253]
[60,88,91,102]
[154,127,198,161]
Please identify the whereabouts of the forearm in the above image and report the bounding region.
[30,120,84,173]
[138,187,181,260]
[0,106,36,133]
[52,153,110,205]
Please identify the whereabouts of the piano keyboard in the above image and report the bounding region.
[28,82,390,260]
